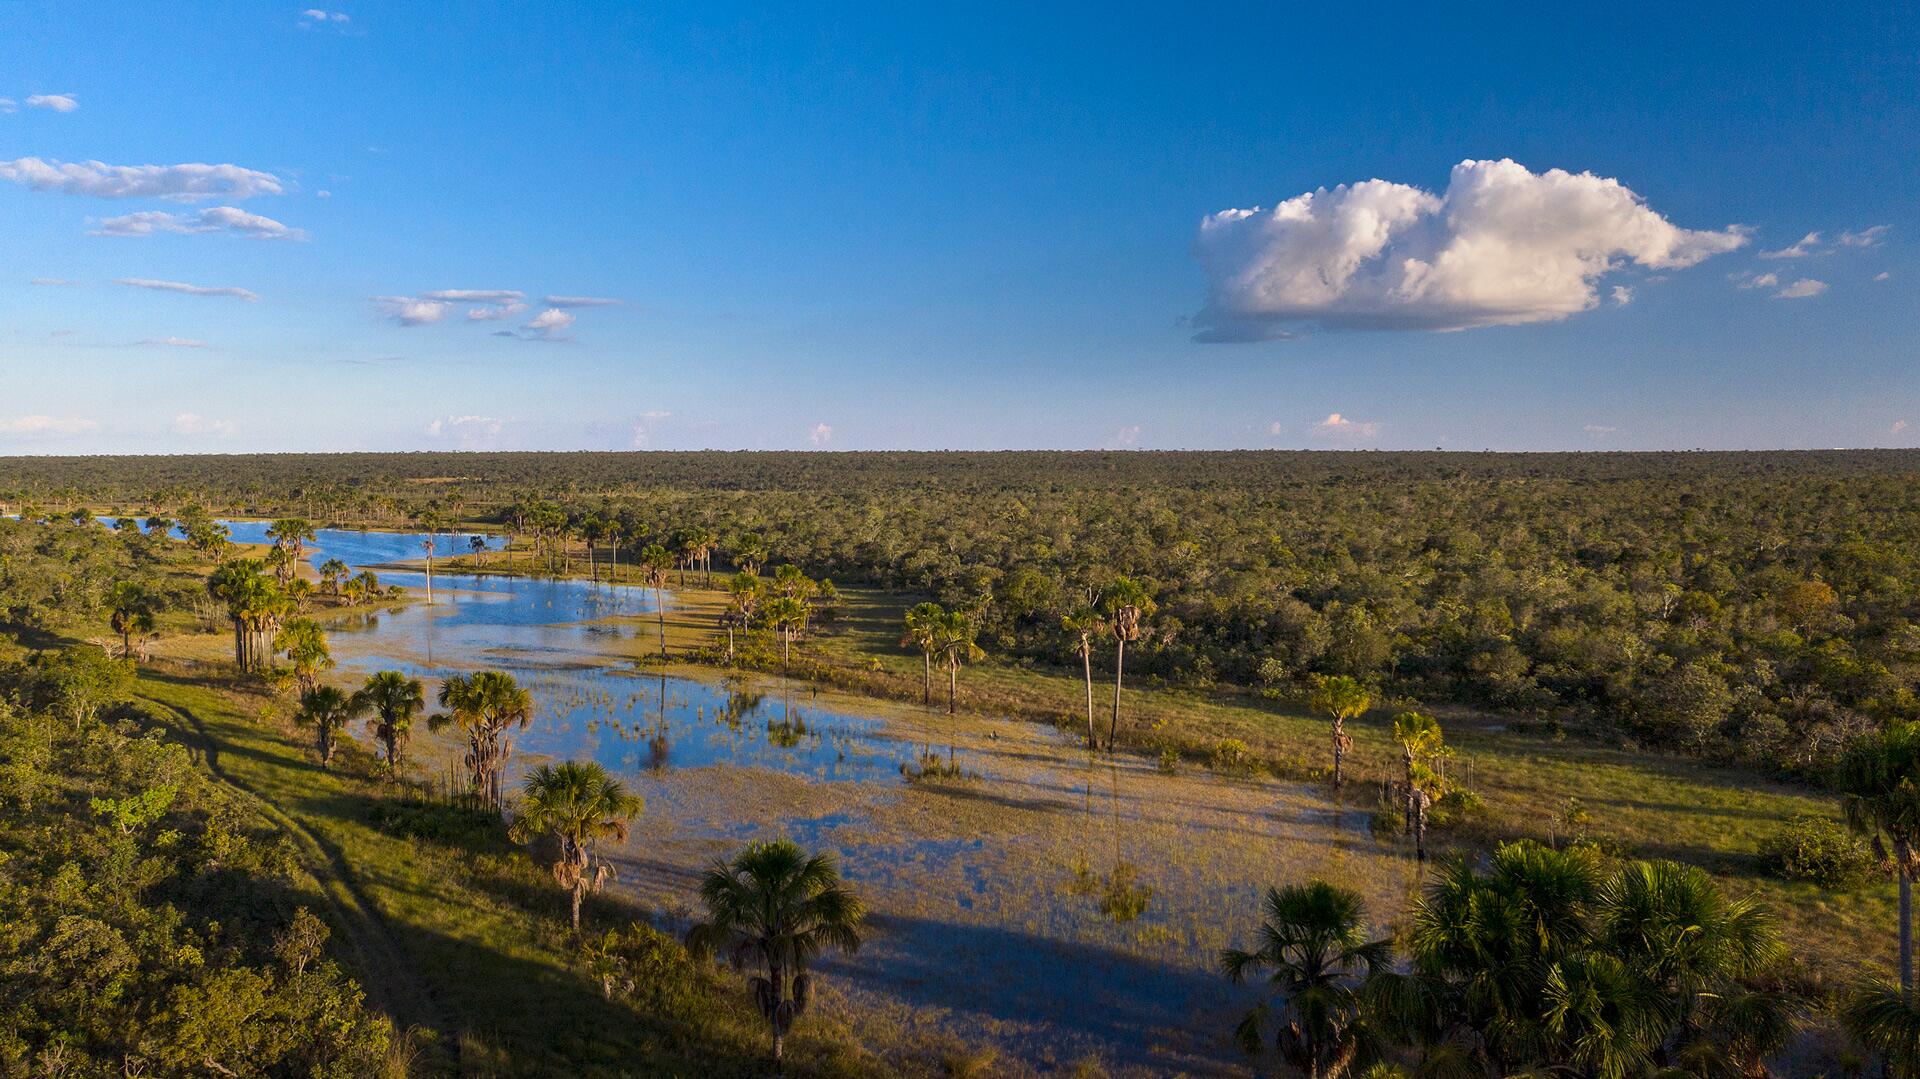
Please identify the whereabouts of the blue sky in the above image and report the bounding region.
[1,2,1913,452]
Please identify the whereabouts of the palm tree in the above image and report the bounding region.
[275,617,334,692]
[297,684,365,768]
[207,560,292,672]
[1062,602,1105,749]
[318,557,349,597]
[359,669,425,774]
[265,517,316,585]
[900,601,945,707]
[1842,986,1920,1079]
[733,532,770,577]
[725,571,763,661]
[639,543,675,659]
[143,513,174,538]
[690,839,865,1068]
[1099,577,1155,751]
[1220,879,1392,1079]
[435,670,535,811]
[1838,722,1920,999]
[692,526,720,586]
[511,760,643,932]
[106,581,157,663]
[420,534,438,604]
[1311,675,1372,788]
[1390,711,1444,853]
[763,597,808,673]
[929,608,984,715]
[580,516,605,582]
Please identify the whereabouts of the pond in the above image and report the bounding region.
[243,523,1412,1076]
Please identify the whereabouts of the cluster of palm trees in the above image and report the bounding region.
[1046,577,1156,750]
[900,602,984,715]
[1223,843,1793,1078]
[292,667,428,773]
[713,563,833,670]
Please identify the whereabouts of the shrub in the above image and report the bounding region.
[1208,738,1260,777]
[1760,816,1883,888]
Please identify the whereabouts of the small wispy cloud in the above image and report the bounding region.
[373,296,449,325]
[299,9,351,25]
[543,295,623,308]
[1838,225,1891,248]
[1312,413,1380,439]
[137,337,210,349]
[1610,285,1634,305]
[1733,271,1779,290]
[171,412,234,436]
[90,206,305,240]
[422,288,523,305]
[25,93,78,113]
[116,278,258,301]
[425,414,504,448]
[1761,232,1822,259]
[1583,424,1621,438]
[0,157,283,201]
[0,414,97,437]
[1893,419,1909,436]
[1774,278,1827,300]
[1875,271,1892,282]
[1266,421,1285,436]
[808,422,834,447]
[0,99,13,114]
[29,277,79,286]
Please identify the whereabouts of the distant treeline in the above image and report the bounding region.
[9,449,1920,780]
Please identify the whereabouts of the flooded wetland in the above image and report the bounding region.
[257,524,1420,1075]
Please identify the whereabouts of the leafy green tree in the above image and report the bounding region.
[274,617,333,693]
[264,518,316,585]
[318,557,349,596]
[30,645,133,730]
[359,669,425,774]
[510,760,643,931]
[206,560,292,672]
[732,532,770,577]
[296,684,364,768]
[1311,675,1372,788]
[690,839,865,1067]
[1390,711,1444,852]
[1099,577,1155,751]
[724,571,763,661]
[901,601,946,707]
[1220,879,1391,1079]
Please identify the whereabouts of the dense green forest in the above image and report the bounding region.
[11,450,1920,780]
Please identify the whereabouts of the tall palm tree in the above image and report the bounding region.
[435,670,535,811]
[297,684,365,768]
[359,669,425,775]
[763,596,808,673]
[106,581,157,663]
[1842,986,1920,1079]
[900,601,945,707]
[1099,577,1155,751]
[690,839,865,1068]
[639,543,675,659]
[580,516,605,582]
[510,760,643,932]
[725,571,763,661]
[1311,676,1372,788]
[1062,602,1105,750]
[1390,711,1444,851]
[275,617,334,693]
[1838,722,1920,999]
[929,608,984,716]
[1220,879,1392,1079]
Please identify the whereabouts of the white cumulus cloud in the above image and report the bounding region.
[25,94,78,113]
[1191,158,1748,342]
[116,278,258,301]
[521,308,574,340]
[90,206,305,240]
[171,412,234,436]
[1312,413,1380,439]
[1761,232,1823,259]
[0,157,283,201]
[808,423,834,446]
[373,296,450,325]
[0,415,97,437]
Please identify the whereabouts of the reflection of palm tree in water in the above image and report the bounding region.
[646,671,671,773]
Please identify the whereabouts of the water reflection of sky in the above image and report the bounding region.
[224,522,911,785]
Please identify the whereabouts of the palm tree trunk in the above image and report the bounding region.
[783,631,792,671]
[922,650,932,706]
[1901,845,1914,1001]
[572,878,585,932]
[1082,644,1095,749]
[1109,639,1126,751]
[1404,748,1416,834]
[1415,793,1429,860]
[947,658,957,715]
[1333,719,1347,788]
[656,593,668,659]
[726,624,735,661]
[588,543,597,582]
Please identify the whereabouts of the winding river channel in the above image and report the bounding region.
[229,522,1410,1076]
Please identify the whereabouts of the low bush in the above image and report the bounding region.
[1760,816,1883,888]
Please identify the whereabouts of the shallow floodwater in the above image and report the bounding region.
[255,524,1404,1075]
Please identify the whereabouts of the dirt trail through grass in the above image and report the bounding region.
[141,688,450,1044]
